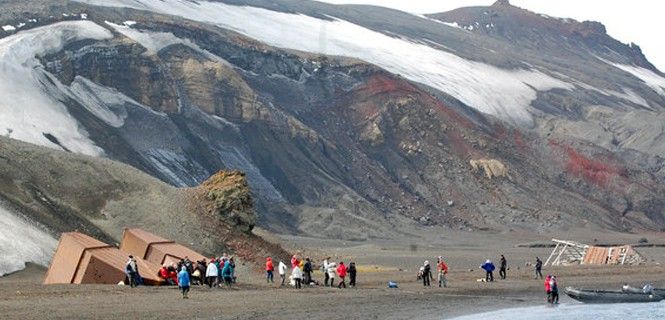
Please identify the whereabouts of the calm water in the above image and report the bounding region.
[449,302,665,320]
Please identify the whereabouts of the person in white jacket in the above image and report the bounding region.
[278,260,287,286]
[205,260,219,288]
[322,257,330,286]
[291,265,303,289]
[327,262,337,287]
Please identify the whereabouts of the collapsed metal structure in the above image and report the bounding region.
[544,238,646,266]
[44,228,206,285]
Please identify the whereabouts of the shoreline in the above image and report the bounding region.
[1,263,662,320]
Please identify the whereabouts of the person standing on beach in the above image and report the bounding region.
[265,257,274,284]
[327,261,337,287]
[499,255,507,280]
[206,258,218,288]
[125,255,138,287]
[437,257,448,287]
[303,257,313,285]
[422,261,433,286]
[480,260,495,282]
[278,259,287,286]
[348,262,357,287]
[292,265,303,289]
[535,257,543,279]
[337,261,347,288]
[323,257,331,286]
[229,257,237,283]
[544,275,552,303]
[549,275,559,304]
[222,260,234,287]
[178,266,191,299]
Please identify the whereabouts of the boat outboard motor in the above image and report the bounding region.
[643,284,654,293]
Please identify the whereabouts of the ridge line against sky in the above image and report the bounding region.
[314,0,664,72]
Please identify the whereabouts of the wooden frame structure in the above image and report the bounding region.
[545,239,588,266]
[544,238,645,266]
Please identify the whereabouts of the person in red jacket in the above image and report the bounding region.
[544,275,552,303]
[265,257,275,283]
[159,265,175,285]
[167,263,178,285]
[437,257,448,288]
[337,261,347,288]
[291,254,299,269]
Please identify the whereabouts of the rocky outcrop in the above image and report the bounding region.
[470,159,508,179]
[199,171,255,233]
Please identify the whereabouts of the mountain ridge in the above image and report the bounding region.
[0,0,664,242]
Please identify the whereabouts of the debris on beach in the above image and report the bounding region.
[545,239,646,266]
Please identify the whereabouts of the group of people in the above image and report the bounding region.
[127,250,557,302]
[266,255,357,289]
[477,255,558,304]
[417,256,448,287]
[477,255,507,282]
[127,254,238,298]
[545,275,559,304]
[478,256,544,282]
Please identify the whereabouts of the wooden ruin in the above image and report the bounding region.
[544,238,646,266]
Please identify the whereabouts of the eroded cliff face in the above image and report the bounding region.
[2,1,665,238]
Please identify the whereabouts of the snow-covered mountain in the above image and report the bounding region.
[1,0,665,264]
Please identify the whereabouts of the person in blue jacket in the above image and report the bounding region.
[222,259,234,287]
[480,260,495,282]
[178,266,191,299]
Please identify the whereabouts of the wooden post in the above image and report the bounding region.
[545,243,560,266]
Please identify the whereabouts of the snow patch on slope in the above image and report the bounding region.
[67,76,129,127]
[609,62,665,96]
[105,21,234,66]
[106,21,185,53]
[607,88,650,109]
[0,21,112,155]
[75,0,573,124]
[0,204,57,276]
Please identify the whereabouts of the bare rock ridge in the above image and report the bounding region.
[493,0,511,6]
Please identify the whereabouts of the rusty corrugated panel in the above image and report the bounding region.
[44,232,111,284]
